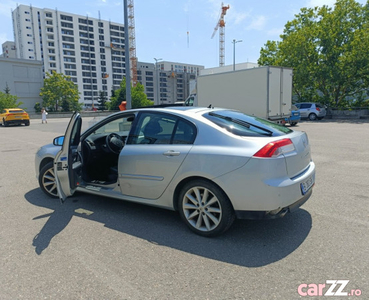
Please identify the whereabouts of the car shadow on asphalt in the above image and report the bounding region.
[25,188,312,267]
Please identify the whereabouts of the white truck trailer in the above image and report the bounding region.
[185,66,293,122]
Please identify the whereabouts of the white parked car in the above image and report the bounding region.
[35,107,315,236]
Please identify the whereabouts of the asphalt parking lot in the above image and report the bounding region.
[0,116,368,299]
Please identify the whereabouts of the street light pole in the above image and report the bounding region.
[154,58,162,105]
[232,39,242,71]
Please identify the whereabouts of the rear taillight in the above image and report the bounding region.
[253,138,295,158]
[316,107,320,111]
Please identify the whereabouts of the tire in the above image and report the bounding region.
[178,180,235,237]
[308,113,317,121]
[39,161,58,198]
[25,121,30,126]
[3,118,8,127]
[290,122,297,126]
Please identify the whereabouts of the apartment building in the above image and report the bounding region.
[12,4,126,109]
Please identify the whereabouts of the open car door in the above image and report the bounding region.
[54,112,82,203]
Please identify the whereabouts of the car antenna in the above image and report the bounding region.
[207,104,213,109]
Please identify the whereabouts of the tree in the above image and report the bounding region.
[40,71,82,111]
[97,91,108,110]
[0,85,23,111]
[108,78,153,110]
[258,0,369,108]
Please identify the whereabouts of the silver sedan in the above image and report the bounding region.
[35,107,315,236]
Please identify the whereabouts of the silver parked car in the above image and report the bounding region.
[295,102,326,121]
[35,107,315,236]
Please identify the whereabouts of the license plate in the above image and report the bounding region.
[14,116,22,118]
[301,175,314,195]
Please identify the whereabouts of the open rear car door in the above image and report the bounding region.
[54,112,82,203]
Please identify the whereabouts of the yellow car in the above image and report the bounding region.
[0,108,30,126]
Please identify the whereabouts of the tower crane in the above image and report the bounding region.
[211,3,230,67]
[127,0,138,86]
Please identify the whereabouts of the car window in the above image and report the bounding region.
[204,110,292,137]
[9,109,25,113]
[128,112,196,145]
[300,104,312,109]
[316,103,324,108]
[94,116,134,135]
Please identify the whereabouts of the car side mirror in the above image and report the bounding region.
[53,136,65,146]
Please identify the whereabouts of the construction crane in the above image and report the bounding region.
[211,3,230,67]
[127,0,138,86]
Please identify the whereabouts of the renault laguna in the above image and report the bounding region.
[35,106,315,236]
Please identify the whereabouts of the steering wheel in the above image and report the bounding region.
[106,133,125,154]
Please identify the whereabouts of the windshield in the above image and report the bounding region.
[203,110,292,137]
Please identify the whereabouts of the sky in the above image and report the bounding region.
[0,0,367,69]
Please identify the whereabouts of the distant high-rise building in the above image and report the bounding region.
[137,61,204,104]
[12,4,126,109]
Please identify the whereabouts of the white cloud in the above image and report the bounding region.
[0,0,16,17]
[0,33,9,46]
[267,27,284,37]
[232,12,248,25]
[306,0,336,7]
[245,15,266,31]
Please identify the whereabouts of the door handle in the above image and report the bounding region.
[163,150,180,156]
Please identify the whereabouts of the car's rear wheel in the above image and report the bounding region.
[2,118,8,127]
[39,161,58,198]
[178,180,235,237]
[25,121,30,126]
[308,113,317,121]
[290,122,297,126]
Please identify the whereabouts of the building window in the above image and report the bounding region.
[48,42,54,47]
[61,29,73,35]
[46,20,53,25]
[65,71,77,76]
[27,41,33,44]
[47,28,53,32]
[27,34,32,37]
[48,49,55,53]
[25,18,31,22]
[28,49,34,52]
[63,43,75,49]
[26,26,31,29]
[45,12,52,18]
[24,11,30,14]
[62,36,74,42]
[64,57,76,62]
[49,56,55,60]
[65,64,76,69]
[50,63,56,68]
[61,22,73,28]
[63,50,75,56]
[60,15,73,21]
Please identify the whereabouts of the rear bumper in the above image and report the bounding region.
[235,189,312,220]
[6,119,29,124]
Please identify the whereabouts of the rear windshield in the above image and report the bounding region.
[9,109,25,113]
[203,110,292,137]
